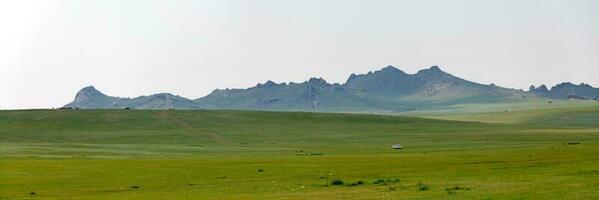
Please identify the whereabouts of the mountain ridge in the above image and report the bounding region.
[64,86,201,109]
[531,82,599,100]
[64,66,599,111]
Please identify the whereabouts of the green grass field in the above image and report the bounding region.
[1,104,598,199]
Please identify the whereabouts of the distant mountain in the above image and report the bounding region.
[196,78,373,111]
[64,86,200,109]
[344,66,418,97]
[529,84,550,96]
[64,66,599,111]
[530,83,599,100]
[196,66,535,111]
[346,66,529,102]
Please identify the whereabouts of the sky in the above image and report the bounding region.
[1,0,598,109]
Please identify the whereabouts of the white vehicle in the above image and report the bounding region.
[392,144,402,149]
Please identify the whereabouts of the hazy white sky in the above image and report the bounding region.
[1,0,598,109]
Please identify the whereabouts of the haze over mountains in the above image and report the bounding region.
[64,66,599,112]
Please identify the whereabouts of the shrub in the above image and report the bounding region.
[258,169,264,172]
[348,180,365,186]
[418,183,429,191]
[445,186,471,194]
[374,178,400,185]
[331,179,344,186]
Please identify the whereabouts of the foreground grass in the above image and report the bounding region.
[1,106,598,199]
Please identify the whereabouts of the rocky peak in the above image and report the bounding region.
[347,73,358,81]
[74,86,107,100]
[579,83,592,88]
[381,65,401,72]
[256,80,278,88]
[79,86,99,93]
[416,66,444,74]
[414,66,450,81]
[529,85,549,92]
[307,77,328,86]
[429,65,442,71]
[345,65,408,84]
[551,82,576,90]
[376,65,407,75]
[529,84,550,96]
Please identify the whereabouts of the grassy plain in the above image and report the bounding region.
[1,103,598,199]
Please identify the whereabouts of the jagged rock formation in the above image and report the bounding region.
[529,83,599,100]
[529,85,550,96]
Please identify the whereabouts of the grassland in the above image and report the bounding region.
[1,104,598,199]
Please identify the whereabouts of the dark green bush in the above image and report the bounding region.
[348,180,365,186]
[331,179,344,185]
[445,186,471,194]
[418,183,429,191]
[374,178,400,185]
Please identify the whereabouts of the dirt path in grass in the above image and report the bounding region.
[158,111,233,145]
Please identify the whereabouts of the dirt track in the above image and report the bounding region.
[158,111,233,145]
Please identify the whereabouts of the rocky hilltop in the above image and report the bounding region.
[64,86,200,109]
[530,83,599,100]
